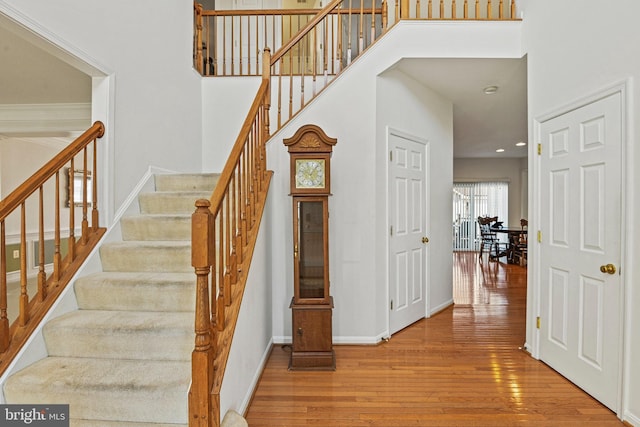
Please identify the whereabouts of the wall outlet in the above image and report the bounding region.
[13,250,20,259]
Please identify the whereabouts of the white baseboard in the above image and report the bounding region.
[624,411,639,427]
[430,298,454,317]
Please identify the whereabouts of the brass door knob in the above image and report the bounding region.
[599,264,616,275]
[421,237,429,244]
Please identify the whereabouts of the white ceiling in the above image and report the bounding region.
[393,57,528,158]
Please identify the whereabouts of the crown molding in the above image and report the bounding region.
[0,102,91,136]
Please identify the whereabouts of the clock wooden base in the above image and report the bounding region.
[289,298,336,371]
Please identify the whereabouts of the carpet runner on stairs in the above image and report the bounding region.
[3,173,219,426]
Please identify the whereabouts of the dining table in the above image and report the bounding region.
[492,227,527,264]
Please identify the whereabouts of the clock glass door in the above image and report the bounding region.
[295,198,328,301]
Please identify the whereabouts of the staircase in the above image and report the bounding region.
[3,173,218,426]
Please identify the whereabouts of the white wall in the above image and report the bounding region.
[454,157,528,226]
[220,187,273,417]
[522,0,640,423]
[1,0,204,214]
[261,20,522,344]
[376,69,454,321]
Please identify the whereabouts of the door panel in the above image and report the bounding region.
[389,131,428,335]
[538,92,622,411]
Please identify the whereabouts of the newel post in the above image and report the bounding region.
[189,199,217,427]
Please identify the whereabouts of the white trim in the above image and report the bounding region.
[0,103,91,135]
[530,79,631,419]
[429,298,453,317]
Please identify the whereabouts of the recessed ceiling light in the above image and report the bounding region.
[483,85,499,95]
[516,142,527,147]
[496,148,505,153]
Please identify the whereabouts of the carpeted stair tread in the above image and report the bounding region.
[121,215,191,241]
[100,241,191,273]
[75,272,195,312]
[138,191,211,215]
[4,357,190,424]
[43,310,193,361]
[154,173,219,192]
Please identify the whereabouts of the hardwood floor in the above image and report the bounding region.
[245,252,623,426]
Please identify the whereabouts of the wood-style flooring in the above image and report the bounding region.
[245,252,623,426]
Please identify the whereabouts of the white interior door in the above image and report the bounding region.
[388,130,428,335]
[538,91,623,411]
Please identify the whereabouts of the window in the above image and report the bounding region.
[453,182,508,251]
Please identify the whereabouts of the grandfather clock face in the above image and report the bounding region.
[295,158,326,190]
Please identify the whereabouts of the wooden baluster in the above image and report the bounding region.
[92,136,99,231]
[475,0,480,18]
[288,39,293,121]
[348,0,354,64]
[310,29,316,95]
[428,0,432,18]
[53,171,61,286]
[381,0,388,31]
[68,159,76,264]
[19,203,28,326]
[189,199,215,427]
[499,0,504,19]
[394,0,398,23]
[464,0,468,18]
[452,0,456,19]
[227,186,237,288]
[222,17,227,76]
[213,16,218,75]
[301,31,306,104]
[38,186,46,302]
[416,0,421,19]
[240,16,244,75]
[81,148,89,245]
[400,0,408,19]
[194,4,204,74]
[510,0,516,18]
[0,220,9,352]
[255,16,259,75]
[224,190,232,303]
[360,0,365,49]
[326,16,331,84]
[439,0,444,18]
[262,48,271,139]
[487,0,492,19]
[216,209,225,331]
[231,16,235,76]
[337,5,343,72]
[278,58,283,128]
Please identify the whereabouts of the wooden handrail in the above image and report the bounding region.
[189,50,272,427]
[0,122,104,219]
[0,121,106,376]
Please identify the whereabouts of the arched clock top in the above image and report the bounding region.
[283,124,337,154]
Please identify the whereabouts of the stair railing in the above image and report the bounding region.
[189,50,272,427]
[269,0,387,129]
[0,121,106,376]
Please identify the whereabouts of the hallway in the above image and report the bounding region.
[245,252,623,426]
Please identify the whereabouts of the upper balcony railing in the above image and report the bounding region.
[194,0,519,77]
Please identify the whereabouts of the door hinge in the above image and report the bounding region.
[389,151,393,162]
[390,300,394,310]
[536,316,541,329]
[537,143,542,155]
[390,226,393,236]
[537,230,542,243]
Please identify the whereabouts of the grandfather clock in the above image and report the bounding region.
[284,124,336,370]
